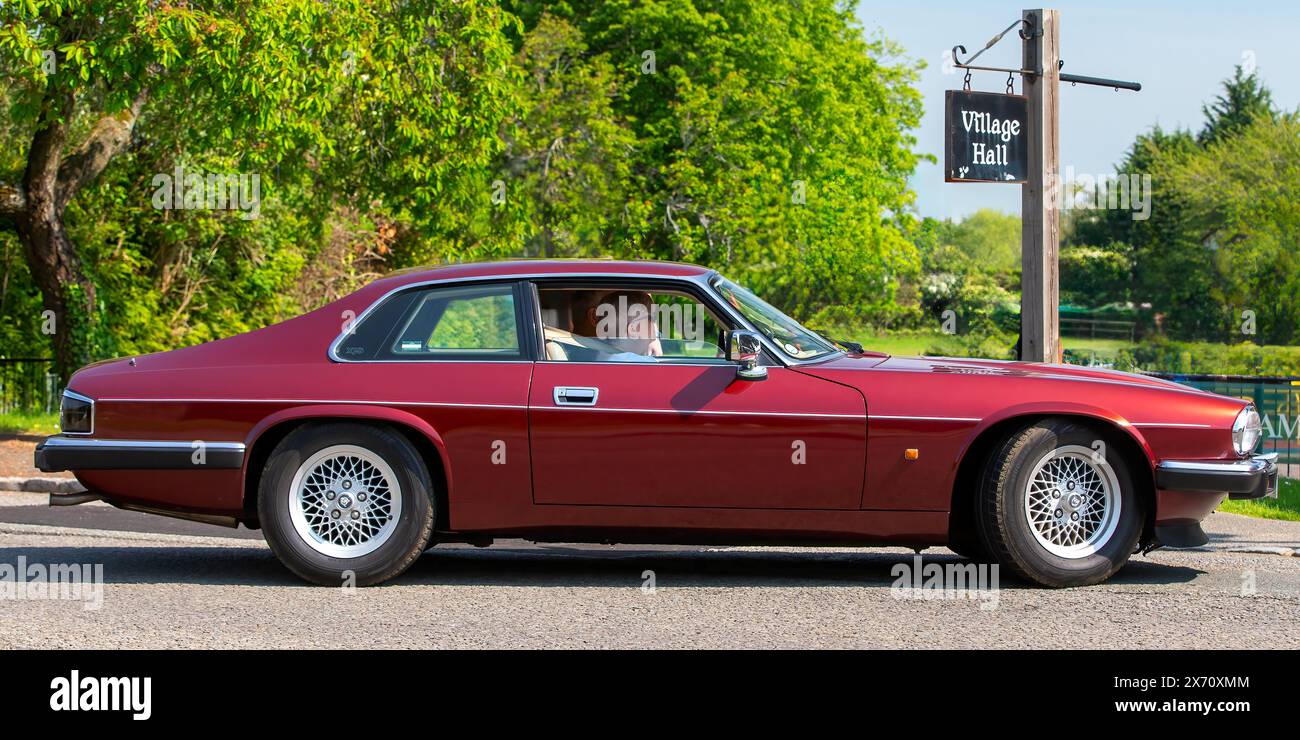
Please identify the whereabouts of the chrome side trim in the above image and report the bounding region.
[536,360,732,367]
[533,406,864,419]
[1131,422,1214,429]
[325,360,535,365]
[35,436,247,472]
[327,271,726,364]
[527,270,802,368]
[869,414,981,422]
[96,397,529,410]
[324,267,847,370]
[38,437,246,451]
[94,395,861,419]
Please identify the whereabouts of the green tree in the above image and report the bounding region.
[1168,113,1300,344]
[948,208,1020,278]
[2,0,932,382]
[506,0,927,318]
[1059,243,1132,306]
[497,12,643,260]
[0,1,518,379]
[1066,65,1287,340]
[1200,65,1276,145]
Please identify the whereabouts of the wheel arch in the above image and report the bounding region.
[240,405,452,530]
[947,406,1157,548]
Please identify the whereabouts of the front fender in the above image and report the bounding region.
[957,401,1156,478]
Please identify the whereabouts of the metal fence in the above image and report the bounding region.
[1148,373,1300,470]
[1060,317,1136,341]
[0,358,59,415]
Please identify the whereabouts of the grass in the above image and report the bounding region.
[1218,477,1300,522]
[1060,337,1136,355]
[0,411,59,436]
[848,330,935,356]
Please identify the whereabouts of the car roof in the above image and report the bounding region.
[371,259,714,292]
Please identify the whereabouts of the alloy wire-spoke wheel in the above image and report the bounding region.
[975,419,1143,587]
[1022,445,1120,559]
[288,444,403,558]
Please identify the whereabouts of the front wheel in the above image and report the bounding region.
[259,423,435,586]
[976,419,1143,587]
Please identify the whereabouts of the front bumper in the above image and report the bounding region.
[35,436,247,472]
[1155,453,1278,500]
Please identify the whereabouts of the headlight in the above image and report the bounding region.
[59,390,94,434]
[1232,405,1261,457]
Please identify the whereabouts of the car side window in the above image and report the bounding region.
[538,286,729,363]
[336,283,524,361]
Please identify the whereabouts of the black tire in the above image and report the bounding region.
[258,422,435,586]
[946,529,991,562]
[975,418,1143,587]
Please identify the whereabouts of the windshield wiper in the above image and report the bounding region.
[809,327,861,354]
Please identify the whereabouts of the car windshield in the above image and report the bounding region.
[711,277,838,361]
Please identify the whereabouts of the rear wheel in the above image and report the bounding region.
[976,419,1143,587]
[259,423,435,586]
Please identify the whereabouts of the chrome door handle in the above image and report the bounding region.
[553,386,599,406]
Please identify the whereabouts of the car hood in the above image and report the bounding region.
[806,352,1203,393]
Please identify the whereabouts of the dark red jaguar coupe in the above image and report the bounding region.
[36,260,1276,586]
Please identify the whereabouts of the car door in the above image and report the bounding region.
[330,280,538,529]
[527,281,866,510]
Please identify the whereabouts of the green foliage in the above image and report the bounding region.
[507,1,928,318]
[947,209,1021,276]
[0,231,45,357]
[426,292,519,351]
[0,1,521,365]
[1059,243,1132,306]
[1067,66,1298,346]
[1131,339,1300,376]
[0,410,59,436]
[1164,113,1300,345]
[493,12,642,260]
[2,1,929,373]
[1200,65,1276,145]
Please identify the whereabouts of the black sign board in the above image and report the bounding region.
[944,90,1029,183]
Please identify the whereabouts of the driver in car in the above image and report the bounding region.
[546,290,663,362]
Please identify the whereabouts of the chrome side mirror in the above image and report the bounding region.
[727,330,768,381]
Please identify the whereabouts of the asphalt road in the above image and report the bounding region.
[1,493,1298,649]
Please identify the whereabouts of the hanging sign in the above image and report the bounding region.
[944,90,1029,183]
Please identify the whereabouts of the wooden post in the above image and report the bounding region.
[1020,8,1060,363]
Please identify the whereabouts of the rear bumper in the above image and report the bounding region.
[1155,453,1278,500]
[35,436,246,472]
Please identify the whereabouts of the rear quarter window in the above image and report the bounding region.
[334,283,526,361]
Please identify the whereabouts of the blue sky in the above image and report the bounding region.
[856,1,1299,220]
